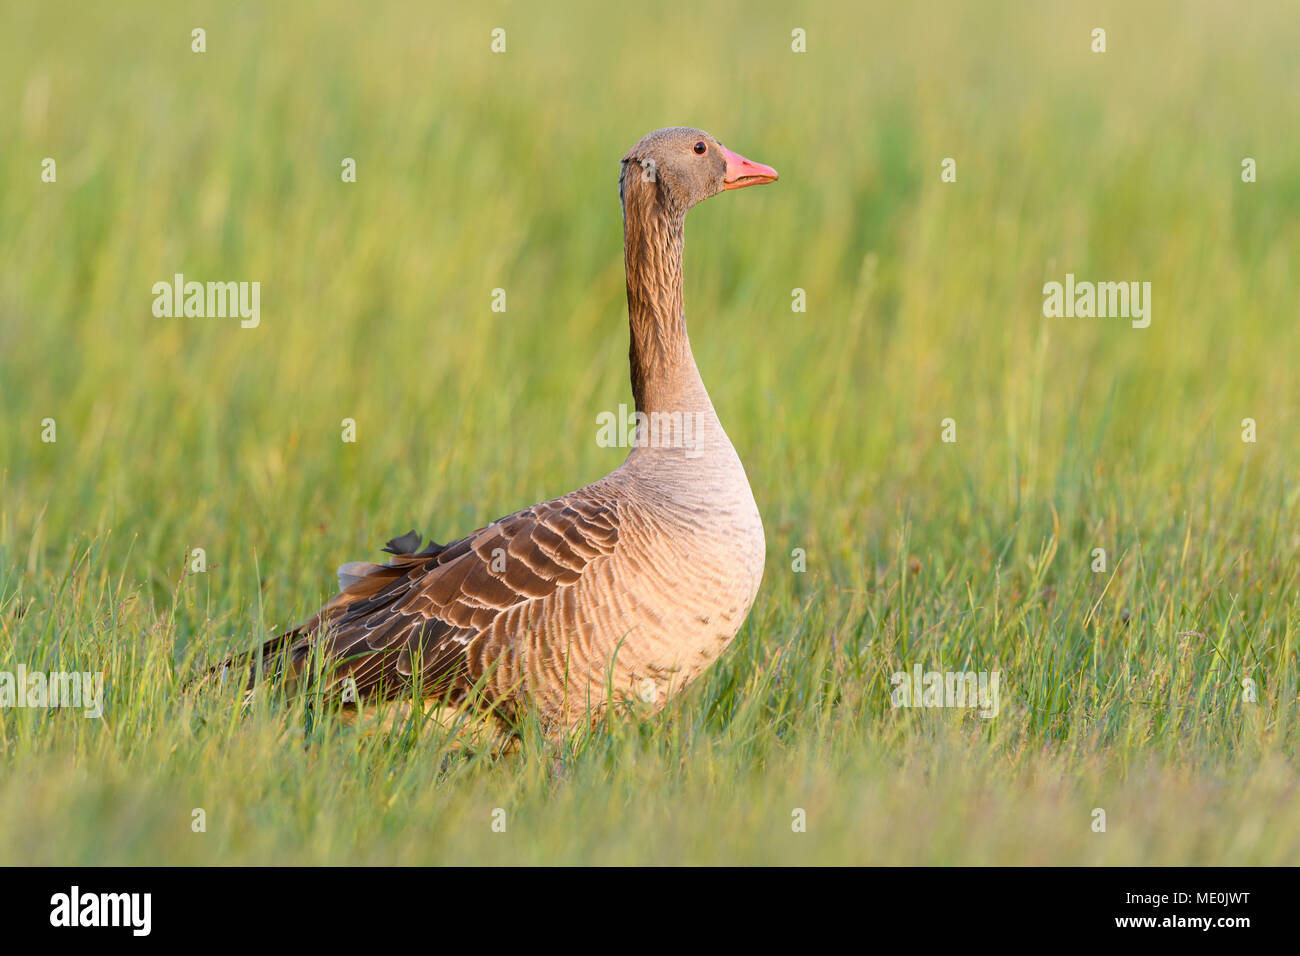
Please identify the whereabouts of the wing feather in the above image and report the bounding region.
[274,491,620,707]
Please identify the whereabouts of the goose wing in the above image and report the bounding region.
[280,491,620,705]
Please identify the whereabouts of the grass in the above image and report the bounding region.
[0,0,1298,864]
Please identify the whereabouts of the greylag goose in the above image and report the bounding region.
[209,127,777,738]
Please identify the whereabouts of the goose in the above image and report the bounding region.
[206,127,778,740]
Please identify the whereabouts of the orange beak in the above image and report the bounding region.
[720,145,779,190]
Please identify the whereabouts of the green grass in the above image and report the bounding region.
[1,0,1298,864]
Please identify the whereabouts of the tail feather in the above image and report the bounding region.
[338,561,385,590]
[185,627,303,695]
[187,524,440,698]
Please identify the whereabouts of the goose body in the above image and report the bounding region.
[221,128,777,735]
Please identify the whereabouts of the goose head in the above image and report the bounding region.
[620,127,778,217]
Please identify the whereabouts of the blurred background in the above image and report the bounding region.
[3,0,1297,591]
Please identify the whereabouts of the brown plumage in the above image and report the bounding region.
[202,127,778,739]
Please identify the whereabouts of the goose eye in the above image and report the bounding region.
[693,141,707,155]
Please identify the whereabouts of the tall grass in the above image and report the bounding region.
[0,0,1297,863]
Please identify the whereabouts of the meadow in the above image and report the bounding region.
[0,0,1297,864]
